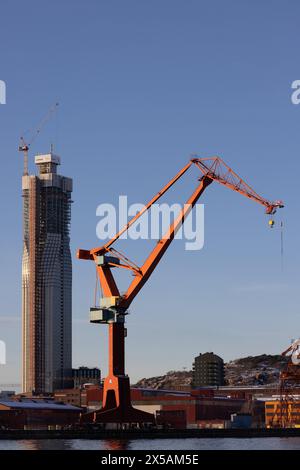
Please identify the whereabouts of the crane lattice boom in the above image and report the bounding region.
[191,156,283,215]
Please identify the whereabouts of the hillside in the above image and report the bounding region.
[134,354,289,389]
[224,354,288,386]
[135,370,192,390]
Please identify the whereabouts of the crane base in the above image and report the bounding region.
[80,373,155,425]
[87,406,155,424]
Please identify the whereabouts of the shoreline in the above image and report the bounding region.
[1,428,300,440]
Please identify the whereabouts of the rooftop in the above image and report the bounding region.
[35,153,61,165]
[0,399,81,411]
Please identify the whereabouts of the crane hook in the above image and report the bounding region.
[269,218,275,228]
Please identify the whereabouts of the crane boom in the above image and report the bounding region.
[191,157,283,214]
[77,156,284,425]
[282,339,300,357]
[78,156,283,310]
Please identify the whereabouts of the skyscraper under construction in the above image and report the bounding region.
[22,153,73,394]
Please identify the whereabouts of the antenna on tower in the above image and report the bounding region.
[18,102,59,176]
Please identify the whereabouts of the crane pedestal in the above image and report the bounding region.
[82,322,154,425]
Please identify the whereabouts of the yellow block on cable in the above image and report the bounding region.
[269,220,275,228]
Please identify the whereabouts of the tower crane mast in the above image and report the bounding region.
[78,156,283,424]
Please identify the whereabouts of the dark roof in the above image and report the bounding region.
[195,352,224,362]
[0,400,81,411]
[132,387,190,396]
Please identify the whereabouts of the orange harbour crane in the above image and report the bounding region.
[78,156,284,424]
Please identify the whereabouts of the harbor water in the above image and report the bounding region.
[1,438,300,450]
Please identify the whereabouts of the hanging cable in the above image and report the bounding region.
[55,99,59,152]
[94,267,98,307]
[280,220,284,272]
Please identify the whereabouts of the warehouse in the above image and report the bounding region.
[0,399,81,429]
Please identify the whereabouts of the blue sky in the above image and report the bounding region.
[0,0,299,387]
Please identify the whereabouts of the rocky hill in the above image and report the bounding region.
[224,354,288,386]
[134,354,289,389]
[134,370,192,390]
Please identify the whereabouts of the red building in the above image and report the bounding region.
[83,386,246,428]
[0,399,81,429]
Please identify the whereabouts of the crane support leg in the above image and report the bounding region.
[82,322,154,424]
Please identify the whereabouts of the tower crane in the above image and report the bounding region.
[78,156,284,424]
[282,339,300,363]
[269,340,300,428]
[18,102,59,175]
[279,339,300,389]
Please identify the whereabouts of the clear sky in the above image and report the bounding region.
[0,0,299,387]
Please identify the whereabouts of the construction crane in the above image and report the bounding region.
[269,340,300,428]
[18,102,59,175]
[278,339,300,394]
[282,339,300,363]
[77,156,284,424]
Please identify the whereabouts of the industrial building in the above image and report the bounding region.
[0,399,81,429]
[132,389,246,428]
[72,366,101,388]
[264,397,300,428]
[54,388,86,408]
[57,386,246,429]
[0,391,15,400]
[22,152,73,394]
[192,352,225,387]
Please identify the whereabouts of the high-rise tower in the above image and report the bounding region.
[22,153,73,394]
